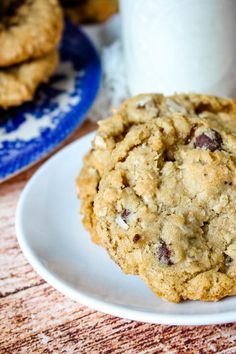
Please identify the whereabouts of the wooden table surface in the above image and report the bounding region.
[1,120,236,354]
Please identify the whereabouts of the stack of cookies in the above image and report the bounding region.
[77,93,236,303]
[0,0,63,109]
[61,0,118,24]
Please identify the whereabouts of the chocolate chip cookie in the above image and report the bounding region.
[0,50,58,108]
[77,93,236,302]
[0,0,63,67]
[76,94,166,244]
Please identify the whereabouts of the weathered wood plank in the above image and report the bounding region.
[1,120,236,354]
[1,279,236,354]
[0,121,96,297]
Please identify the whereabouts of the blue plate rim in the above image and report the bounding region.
[0,21,101,182]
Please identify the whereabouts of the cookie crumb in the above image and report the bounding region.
[94,135,106,149]
[116,214,129,230]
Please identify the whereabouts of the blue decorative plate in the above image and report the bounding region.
[0,21,101,182]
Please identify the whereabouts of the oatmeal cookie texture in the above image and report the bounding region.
[0,0,63,67]
[0,50,58,108]
[77,93,236,302]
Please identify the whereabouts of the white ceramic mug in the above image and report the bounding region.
[120,0,236,97]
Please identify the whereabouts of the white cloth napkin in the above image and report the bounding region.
[82,15,129,122]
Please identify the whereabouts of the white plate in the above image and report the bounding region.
[16,132,236,326]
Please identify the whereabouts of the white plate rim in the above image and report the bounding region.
[15,132,236,326]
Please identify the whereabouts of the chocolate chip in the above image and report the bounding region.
[157,240,173,265]
[121,209,131,223]
[194,130,222,152]
[224,181,232,186]
[133,234,141,243]
[195,102,214,114]
[122,175,129,188]
[222,104,233,114]
[225,254,233,267]
[163,150,175,162]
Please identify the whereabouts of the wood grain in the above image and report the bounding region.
[1,120,236,354]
